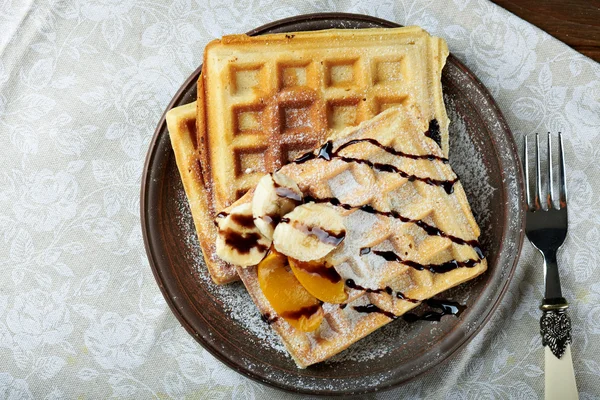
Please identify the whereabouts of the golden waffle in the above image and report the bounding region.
[197,27,450,282]
[218,105,487,367]
[166,102,238,283]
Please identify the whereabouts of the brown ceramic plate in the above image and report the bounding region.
[141,13,525,396]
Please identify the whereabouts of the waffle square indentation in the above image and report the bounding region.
[326,59,359,87]
[279,63,310,89]
[280,104,314,133]
[327,99,360,130]
[232,65,265,95]
[233,105,265,135]
[374,58,406,84]
[234,147,267,176]
[375,95,409,113]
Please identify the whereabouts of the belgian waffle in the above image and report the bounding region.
[218,106,487,367]
[166,102,238,283]
[196,26,450,282]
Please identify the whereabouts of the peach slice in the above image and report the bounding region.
[257,250,324,332]
[289,259,348,304]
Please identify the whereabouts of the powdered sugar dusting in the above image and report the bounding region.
[327,321,409,362]
[445,93,495,242]
[174,186,286,354]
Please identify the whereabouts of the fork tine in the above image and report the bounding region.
[558,133,567,207]
[547,133,554,209]
[524,135,531,208]
[534,133,542,210]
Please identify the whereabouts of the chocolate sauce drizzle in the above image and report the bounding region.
[403,299,466,322]
[302,195,483,257]
[424,119,442,148]
[353,304,397,319]
[275,186,303,202]
[335,138,448,163]
[214,212,267,254]
[352,298,466,322]
[258,214,282,228]
[230,213,255,228]
[272,175,303,203]
[280,303,322,320]
[220,230,267,254]
[360,247,481,273]
[342,155,457,194]
[294,137,456,194]
[345,279,420,303]
[279,218,346,246]
[291,259,342,284]
[261,313,279,325]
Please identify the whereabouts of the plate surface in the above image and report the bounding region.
[141,13,525,396]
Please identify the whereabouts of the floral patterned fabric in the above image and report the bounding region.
[0,1,599,398]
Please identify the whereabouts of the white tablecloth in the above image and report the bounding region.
[1,0,599,398]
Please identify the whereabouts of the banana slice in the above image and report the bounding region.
[252,173,303,240]
[215,202,271,267]
[273,202,346,261]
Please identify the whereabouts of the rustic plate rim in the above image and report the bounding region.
[140,12,526,396]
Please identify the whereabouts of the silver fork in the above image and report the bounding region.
[523,133,578,400]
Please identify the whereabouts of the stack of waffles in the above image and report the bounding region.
[166,27,487,368]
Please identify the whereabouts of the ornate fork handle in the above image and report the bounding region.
[540,299,571,359]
